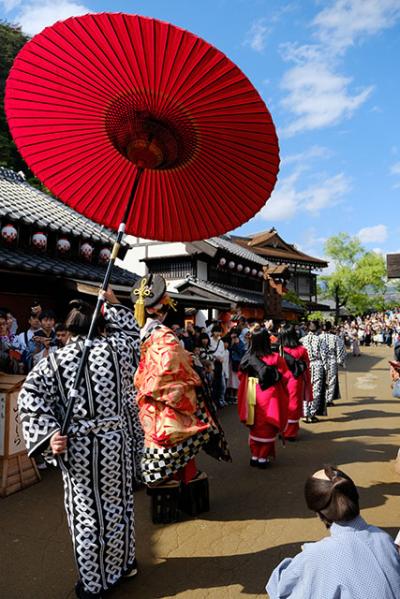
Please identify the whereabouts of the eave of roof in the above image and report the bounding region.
[0,167,123,246]
[0,246,137,286]
[246,245,328,266]
[176,277,264,306]
[207,236,269,266]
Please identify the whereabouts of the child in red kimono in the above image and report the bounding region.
[279,324,313,441]
[238,325,290,468]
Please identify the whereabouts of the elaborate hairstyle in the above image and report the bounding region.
[279,324,300,348]
[304,465,360,527]
[249,325,272,357]
[65,299,104,336]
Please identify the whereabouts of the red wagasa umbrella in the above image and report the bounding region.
[5,13,280,433]
[5,13,279,242]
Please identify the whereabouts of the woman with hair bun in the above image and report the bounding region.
[238,325,290,468]
[279,324,313,441]
[18,288,143,599]
[266,465,400,598]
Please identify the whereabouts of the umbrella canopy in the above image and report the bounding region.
[5,13,279,241]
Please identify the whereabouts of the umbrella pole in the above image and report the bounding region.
[61,168,144,435]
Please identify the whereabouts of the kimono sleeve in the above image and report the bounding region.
[277,355,292,387]
[135,330,201,413]
[318,336,329,369]
[336,337,346,366]
[266,554,310,598]
[18,357,61,457]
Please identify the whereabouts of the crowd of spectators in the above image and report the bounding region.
[0,301,68,375]
[337,310,400,356]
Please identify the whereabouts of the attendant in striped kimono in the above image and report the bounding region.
[320,322,347,406]
[300,322,328,422]
[18,289,143,599]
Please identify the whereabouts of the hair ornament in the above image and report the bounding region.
[133,278,152,327]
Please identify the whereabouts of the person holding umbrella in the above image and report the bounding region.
[18,288,143,599]
[132,274,231,522]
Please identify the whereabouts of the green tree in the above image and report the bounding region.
[321,233,387,321]
[0,21,35,179]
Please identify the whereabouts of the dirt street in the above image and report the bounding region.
[1,345,399,599]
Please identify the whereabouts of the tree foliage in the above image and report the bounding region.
[0,21,43,186]
[321,233,387,319]
[283,289,306,309]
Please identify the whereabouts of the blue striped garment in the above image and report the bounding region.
[266,516,400,598]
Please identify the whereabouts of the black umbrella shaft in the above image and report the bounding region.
[61,169,143,436]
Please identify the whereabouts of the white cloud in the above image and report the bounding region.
[15,0,90,36]
[357,224,388,243]
[282,145,332,166]
[279,0,400,136]
[303,173,351,213]
[244,19,269,53]
[260,171,301,221]
[313,0,400,54]
[281,61,373,136]
[259,169,351,221]
[390,162,400,176]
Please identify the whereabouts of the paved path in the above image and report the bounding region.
[1,345,399,598]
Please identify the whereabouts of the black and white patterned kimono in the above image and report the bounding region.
[319,332,346,405]
[18,303,143,596]
[300,332,328,417]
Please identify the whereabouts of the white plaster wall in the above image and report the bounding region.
[197,260,208,280]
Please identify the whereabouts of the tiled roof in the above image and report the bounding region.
[231,230,328,267]
[207,235,269,266]
[0,167,122,245]
[0,246,138,286]
[176,277,265,305]
[250,245,328,266]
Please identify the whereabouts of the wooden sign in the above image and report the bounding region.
[387,254,400,279]
[0,374,40,497]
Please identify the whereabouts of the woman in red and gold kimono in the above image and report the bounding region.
[279,324,313,441]
[132,274,230,521]
[238,325,290,468]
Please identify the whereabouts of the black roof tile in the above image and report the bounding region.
[176,277,264,305]
[0,167,124,245]
[0,246,138,287]
[207,235,269,266]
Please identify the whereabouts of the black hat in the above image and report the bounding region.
[131,274,168,326]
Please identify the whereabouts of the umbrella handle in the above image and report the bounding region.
[61,169,143,435]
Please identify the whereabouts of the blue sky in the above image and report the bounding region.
[2,0,400,261]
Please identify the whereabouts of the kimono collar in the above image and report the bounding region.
[140,318,163,340]
[330,515,368,535]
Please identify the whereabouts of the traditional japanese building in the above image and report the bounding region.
[0,167,138,324]
[123,234,303,322]
[231,228,329,310]
[0,168,231,326]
